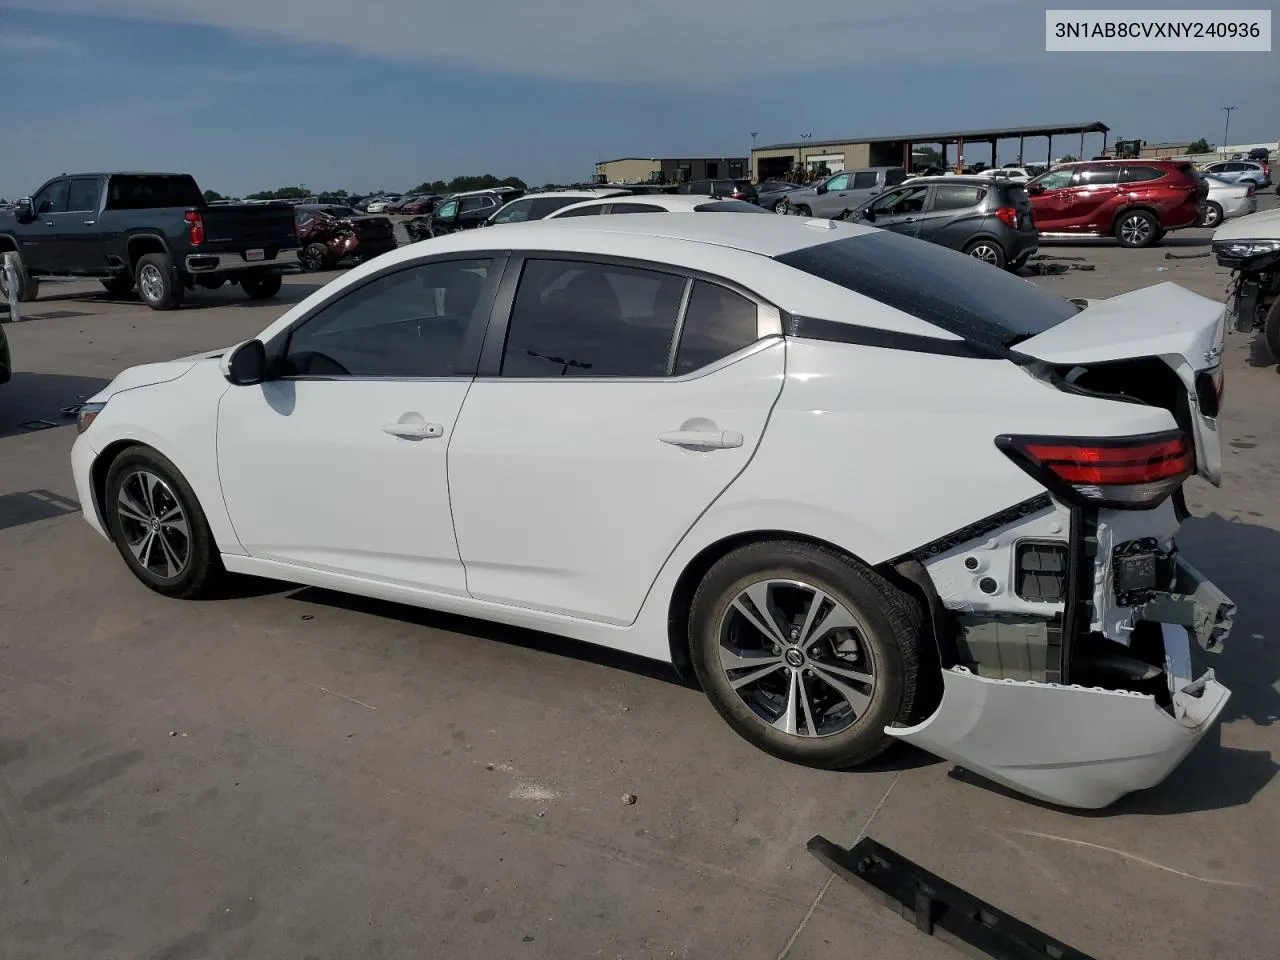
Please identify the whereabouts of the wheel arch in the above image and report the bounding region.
[663,529,942,691]
[0,233,19,253]
[125,233,172,270]
[1107,203,1160,233]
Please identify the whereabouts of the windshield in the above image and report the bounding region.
[775,231,1080,350]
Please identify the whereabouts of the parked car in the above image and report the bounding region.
[755,180,803,211]
[405,188,524,241]
[844,176,1038,270]
[70,212,1235,810]
[0,172,299,308]
[400,195,441,216]
[1026,160,1207,248]
[678,179,759,204]
[1199,175,1258,228]
[482,189,629,225]
[365,197,400,214]
[974,167,1032,183]
[1213,206,1280,359]
[775,167,908,218]
[1199,159,1270,188]
[294,204,398,271]
[544,195,771,219]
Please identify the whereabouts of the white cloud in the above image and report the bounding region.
[0,32,81,54]
[4,0,1037,83]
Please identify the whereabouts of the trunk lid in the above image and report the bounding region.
[1014,282,1225,484]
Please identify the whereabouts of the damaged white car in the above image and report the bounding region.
[70,214,1233,809]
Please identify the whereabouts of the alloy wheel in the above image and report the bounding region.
[716,579,876,738]
[137,263,165,302]
[115,470,191,580]
[1119,214,1153,246]
[968,243,1001,265]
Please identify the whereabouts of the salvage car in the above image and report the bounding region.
[1213,206,1280,359]
[294,204,398,271]
[71,213,1233,810]
[1198,175,1257,228]
[775,167,907,218]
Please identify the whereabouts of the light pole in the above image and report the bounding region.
[1221,106,1236,157]
[750,132,758,181]
[799,133,813,177]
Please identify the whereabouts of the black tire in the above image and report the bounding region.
[964,239,1006,269]
[100,275,135,295]
[299,243,332,272]
[1264,299,1280,365]
[1114,209,1159,248]
[793,204,812,217]
[241,273,283,300]
[1199,201,1223,228]
[688,540,925,769]
[134,252,184,310]
[103,445,226,599]
[1008,253,1030,272]
[0,249,39,302]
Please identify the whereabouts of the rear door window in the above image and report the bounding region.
[884,169,907,187]
[66,178,101,213]
[1120,166,1165,184]
[1075,165,1121,186]
[608,202,666,213]
[674,281,760,375]
[851,172,878,189]
[553,203,606,218]
[775,231,1079,351]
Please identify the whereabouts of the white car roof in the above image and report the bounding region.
[545,194,747,218]
[510,189,630,202]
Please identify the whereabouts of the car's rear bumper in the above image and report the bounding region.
[184,248,299,275]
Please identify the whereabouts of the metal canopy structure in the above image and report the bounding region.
[758,121,1111,172]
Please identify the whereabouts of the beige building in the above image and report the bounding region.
[595,156,749,185]
[594,158,661,184]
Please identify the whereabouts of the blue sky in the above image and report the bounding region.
[0,1,1274,199]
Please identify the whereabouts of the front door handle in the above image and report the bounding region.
[659,429,743,450]
[83,220,96,225]
[382,421,443,440]
[44,221,55,227]
[902,217,918,223]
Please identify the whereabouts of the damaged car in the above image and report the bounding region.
[294,204,398,272]
[69,214,1232,810]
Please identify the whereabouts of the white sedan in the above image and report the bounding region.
[545,194,769,218]
[71,213,1235,809]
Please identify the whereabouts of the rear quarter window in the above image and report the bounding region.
[775,231,1079,352]
[1120,166,1166,184]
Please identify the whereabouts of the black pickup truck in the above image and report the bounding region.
[0,172,300,310]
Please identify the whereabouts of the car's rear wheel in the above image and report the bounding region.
[965,239,1006,268]
[1115,210,1159,248]
[688,541,924,769]
[1199,201,1223,228]
[103,446,226,599]
[241,273,283,300]
[135,253,183,310]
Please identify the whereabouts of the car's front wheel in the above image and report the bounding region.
[688,541,924,769]
[1199,201,1224,228]
[104,446,226,599]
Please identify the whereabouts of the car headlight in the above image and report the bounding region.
[76,400,106,434]
[1212,239,1280,259]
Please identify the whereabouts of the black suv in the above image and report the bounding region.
[406,188,525,241]
[845,176,1039,271]
[678,179,759,204]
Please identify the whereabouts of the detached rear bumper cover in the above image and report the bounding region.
[889,560,1235,809]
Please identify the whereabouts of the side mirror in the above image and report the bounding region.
[220,339,268,386]
[861,206,876,221]
[815,183,828,194]
[1027,183,1045,195]
[14,198,33,221]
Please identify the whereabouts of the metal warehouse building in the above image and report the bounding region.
[750,122,1110,180]
[594,156,750,185]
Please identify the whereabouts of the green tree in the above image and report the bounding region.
[202,189,224,203]
[245,186,309,201]
[1058,154,1079,163]
[1187,138,1211,154]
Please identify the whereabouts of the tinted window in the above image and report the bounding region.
[692,201,773,213]
[930,185,986,210]
[870,185,928,214]
[434,199,459,218]
[553,204,605,217]
[67,178,100,212]
[609,202,666,213]
[884,169,907,186]
[1076,165,1121,185]
[283,259,491,378]
[501,259,686,378]
[34,180,69,215]
[489,198,534,223]
[775,232,1078,351]
[527,196,586,219]
[852,172,879,189]
[687,181,713,196]
[1120,166,1165,184]
[105,175,204,210]
[675,282,759,375]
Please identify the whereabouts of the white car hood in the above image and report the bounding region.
[1211,206,1280,241]
[88,348,226,404]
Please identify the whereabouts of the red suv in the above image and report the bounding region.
[1027,160,1207,248]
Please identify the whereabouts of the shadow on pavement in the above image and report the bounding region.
[0,372,110,439]
[27,280,330,312]
[0,489,82,532]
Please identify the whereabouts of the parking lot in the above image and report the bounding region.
[2,205,1279,960]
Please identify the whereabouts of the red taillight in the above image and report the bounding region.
[994,206,1018,228]
[184,210,204,246]
[997,430,1193,509]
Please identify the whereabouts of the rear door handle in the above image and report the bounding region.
[382,421,443,440]
[83,220,96,225]
[659,430,743,449]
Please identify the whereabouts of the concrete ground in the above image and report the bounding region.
[2,204,1278,960]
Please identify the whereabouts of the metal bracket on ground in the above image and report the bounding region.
[2,252,19,322]
[806,835,1096,960]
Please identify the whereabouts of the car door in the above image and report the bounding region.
[22,178,72,274]
[861,184,930,238]
[215,255,502,593]
[1026,167,1076,231]
[1058,164,1121,232]
[811,173,851,217]
[448,256,786,625]
[62,177,105,272]
[916,183,986,248]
